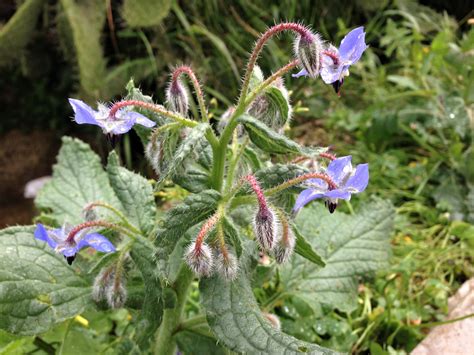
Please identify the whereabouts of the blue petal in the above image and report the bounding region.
[326,156,353,184]
[60,245,79,257]
[110,119,136,135]
[34,224,58,249]
[338,27,367,64]
[345,163,369,193]
[324,189,351,200]
[293,189,325,213]
[292,69,309,78]
[126,112,156,128]
[68,99,99,125]
[77,233,116,253]
[320,63,344,84]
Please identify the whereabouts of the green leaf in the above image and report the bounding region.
[156,123,211,189]
[239,115,325,155]
[223,217,242,258]
[107,152,156,236]
[122,0,171,28]
[35,137,120,225]
[60,0,106,98]
[200,241,338,355]
[172,166,210,193]
[282,199,394,312]
[130,236,163,350]
[0,226,91,335]
[175,330,228,355]
[155,190,221,281]
[0,0,45,66]
[293,225,325,267]
[255,164,309,191]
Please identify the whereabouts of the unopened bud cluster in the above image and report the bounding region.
[92,266,127,309]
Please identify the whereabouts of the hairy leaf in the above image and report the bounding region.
[130,236,163,349]
[255,164,309,191]
[200,241,338,354]
[107,152,156,236]
[0,0,45,66]
[35,137,120,225]
[282,199,394,312]
[155,190,221,281]
[0,226,91,335]
[240,115,324,155]
[122,0,171,28]
[293,225,325,267]
[156,123,211,189]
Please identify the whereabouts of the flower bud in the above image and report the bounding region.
[216,251,239,281]
[106,280,127,309]
[166,79,189,116]
[263,312,281,330]
[254,206,279,251]
[145,138,163,176]
[294,31,322,78]
[92,267,113,302]
[185,241,214,277]
[274,226,296,264]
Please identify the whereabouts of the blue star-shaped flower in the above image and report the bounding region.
[293,155,369,214]
[34,223,116,265]
[68,99,155,135]
[293,27,368,94]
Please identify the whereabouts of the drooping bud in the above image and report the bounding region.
[216,250,239,281]
[254,206,279,251]
[185,241,214,277]
[92,267,113,302]
[106,279,127,309]
[145,138,162,176]
[166,79,189,116]
[274,224,296,264]
[263,313,281,330]
[294,31,323,78]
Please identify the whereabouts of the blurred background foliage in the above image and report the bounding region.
[0,0,473,353]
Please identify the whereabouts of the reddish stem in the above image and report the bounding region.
[242,175,267,210]
[240,22,314,101]
[108,100,157,118]
[194,214,219,250]
[322,50,340,65]
[66,221,116,243]
[319,152,337,161]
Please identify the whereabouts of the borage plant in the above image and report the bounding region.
[0,23,394,354]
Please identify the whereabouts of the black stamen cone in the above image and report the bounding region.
[325,200,337,214]
[332,79,344,96]
[64,255,76,265]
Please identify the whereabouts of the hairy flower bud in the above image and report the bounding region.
[254,206,279,251]
[185,241,214,277]
[166,79,189,116]
[294,31,322,78]
[92,267,113,302]
[106,280,127,309]
[216,251,239,281]
[145,138,165,176]
[274,226,296,264]
[263,312,281,330]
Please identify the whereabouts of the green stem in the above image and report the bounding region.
[154,265,193,355]
[177,314,208,331]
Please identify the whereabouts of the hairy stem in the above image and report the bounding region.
[172,65,209,122]
[109,100,197,128]
[154,265,193,355]
[66,221,136,243]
